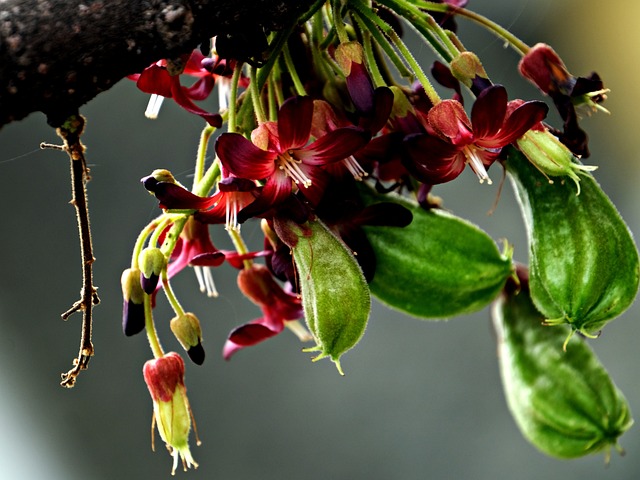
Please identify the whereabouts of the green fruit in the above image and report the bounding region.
[506,147,639,338]
[493,278,633,460]
[359,185,513,318]
[274,217,370,374]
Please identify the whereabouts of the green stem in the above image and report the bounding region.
[250,65,268,123]
[283,42,308,96]
[350,5,413,80]
[228,228,253,269]
[352,0,441,105]
[228,62,243,133]
[144,294,164,359]
[357,16,385,87]
[161,268,186,317]
[131,218,163,269]
[194,157,221,197]
[332,0,350,43]
[378,0,455,61]
[193,124,216,187]
[410,0,530,54]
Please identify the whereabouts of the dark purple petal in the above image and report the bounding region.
[187,342,205,365]
[278,96,314,150]
[431,61,463,102]
[297,128,370,166]
[346,61,375,115]
[363,87,394,133]
[403,134,465,184]
[216,132,278,179]
[123,300,145,336]
[140,272,160,295]
[471,85,507,139]
[143,180,216,210]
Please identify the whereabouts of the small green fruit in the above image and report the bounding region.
[493,276,633,460]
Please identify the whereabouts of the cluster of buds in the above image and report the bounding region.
[119,0,625,472]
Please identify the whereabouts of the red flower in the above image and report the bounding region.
[129,50,223,127]
[215,96,370,218]
[403,85,548,185]
[223,264,307,360]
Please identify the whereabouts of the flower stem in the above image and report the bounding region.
[162,267,186,317]
[282,42,308,96]
[410,0,530,54]
[193,124,216,187]
[250,65,268,123]
[144,294,164,359]
[228,62,243,133]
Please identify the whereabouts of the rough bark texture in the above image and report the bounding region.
[0,0,313,128]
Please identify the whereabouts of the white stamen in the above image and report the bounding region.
[144,94,165,119]
[463,146,493,185]
[193,266,219,297]
[278,152,312,188]
[225,195,241,232]
[343,155,368,181]
[218,77,230,111]
[285,320,314,342]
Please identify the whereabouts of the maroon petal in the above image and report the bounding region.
[190,251,226,267]
[478,100,548,147]
[297,127,370,166]
[403,134,466,184]
[216,133,278,180]
[471,85,507,139]
[136,64,173,97]
[184,76,215,101]
[223,321,280,360]
[142,177,216,210]
[278,96,314,150]
[236,170,293,221]
[170,77,222,127]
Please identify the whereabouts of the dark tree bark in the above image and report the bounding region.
[0,0,313,128]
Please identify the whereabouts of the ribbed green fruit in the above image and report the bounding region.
[274,217,370,374]
[360,185,513,318]
[506,148,639,337]
[493,280,633,460]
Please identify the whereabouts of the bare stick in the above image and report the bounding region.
[42,114,100,388]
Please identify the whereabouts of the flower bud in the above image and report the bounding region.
[121,268,145,336]
[138,247,166,294]
[143,352,199,474]
[450,51,488,88]
[516,128,597,194]
[170,313,205,365]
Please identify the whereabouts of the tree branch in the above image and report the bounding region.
[0,0,313,128]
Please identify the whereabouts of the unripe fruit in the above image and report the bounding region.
[506,147,639,339]
[274,217,370,375]
[493,276,632,460]
[360,185,513,319]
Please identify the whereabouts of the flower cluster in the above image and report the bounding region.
[121,0,615,472]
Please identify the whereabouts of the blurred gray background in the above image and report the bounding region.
[1,1,639,478]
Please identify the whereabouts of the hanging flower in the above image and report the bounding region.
[129,50,223,126]
[518,43,608,157]
[223,264,309,360]
[403,85,548,185]
[215,96,370,218]
[143,352,199,475]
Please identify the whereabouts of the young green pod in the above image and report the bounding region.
[274,216,370,375]
[506,147,639,339]
[493,276,633,460]
[359,185,513,319]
